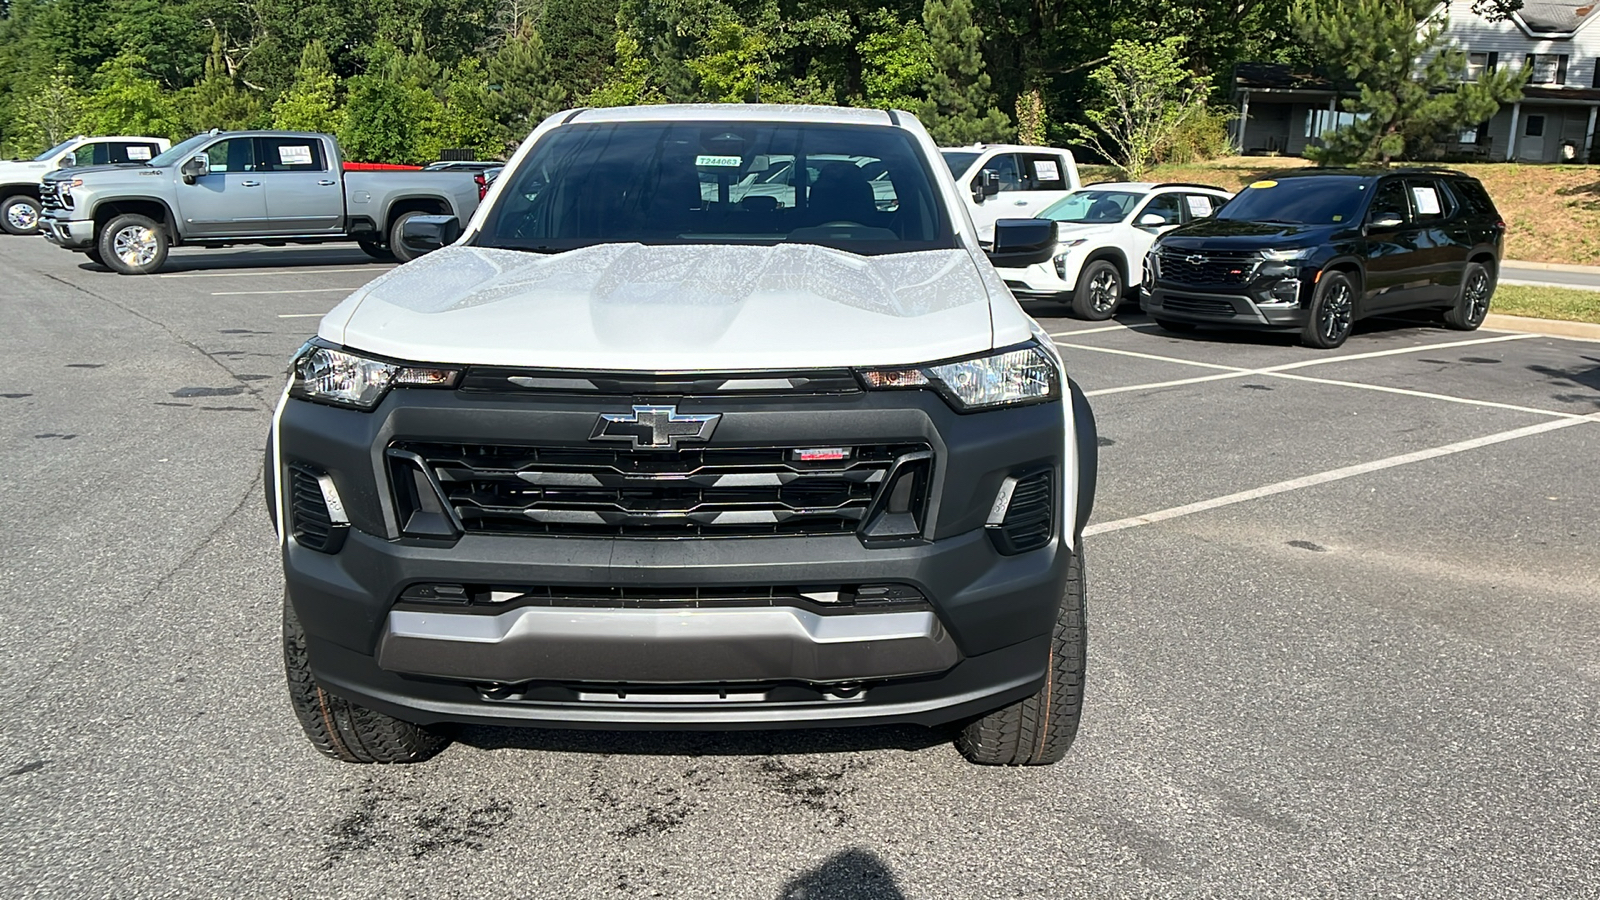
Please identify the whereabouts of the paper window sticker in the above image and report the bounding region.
[1186,196,1213,216]
[1033,160,1060,182]
[695,155,742,168]
[126,146,152,160]
[1412,187,1441,215]
[279,145,314,166]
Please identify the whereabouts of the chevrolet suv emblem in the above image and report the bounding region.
[1185,254,1207,266]
[590,405,721,449]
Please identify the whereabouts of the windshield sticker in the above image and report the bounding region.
[1412,186,1442,216]
[1249,180,1278,189]
[278,145,314,166]
[1185,195,1213,216]
[695,155,742,168]
[1033,159,1060,182]
[1331,215,1343,221]
[126,146,152,160]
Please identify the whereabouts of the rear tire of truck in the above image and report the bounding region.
[1071,260,1123,321]
[283,595,448,764]
[358,240,395,262]
[2,194,41,235]
[98,213,169,275]
[388,211,430,263]
[1442,261,1493,331]
[956,545,1086,766]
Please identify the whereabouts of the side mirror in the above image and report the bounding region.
[59,153,77,169]
[971,170,1000,204]
[1137,213,1168,228]
[180,155,209,184]
[400,214,462,256]
[986,218,1058,268]
[1369,212,1404,231]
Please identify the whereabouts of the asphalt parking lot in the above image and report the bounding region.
[2,235,1598,899]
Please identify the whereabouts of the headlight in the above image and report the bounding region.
[289,340,461,410]
[1058,238,1088,249]
[857,342,1060,412]
[1261,247,1312,261]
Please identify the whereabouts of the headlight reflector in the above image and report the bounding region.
[289,342,459,410]
[857,342,1060,412]
[1261,247,1312,261]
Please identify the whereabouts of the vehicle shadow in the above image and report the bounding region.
[776,847,908,900]
[451,722,955,758]
[1528,355,1600,407]
[74,245,389,275]
[1133,311,1450,348]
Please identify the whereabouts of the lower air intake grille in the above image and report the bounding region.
[993,469,1054,555]
[287,463,347,553]
[389,441,932,538]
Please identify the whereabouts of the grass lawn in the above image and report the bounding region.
[1491,283,1600,324]
[1082,157,1600,267]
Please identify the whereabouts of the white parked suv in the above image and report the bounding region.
[940,144,1081,242]
[269,104,1099,767]
[994,182,1233,320]
[0,135,170,235]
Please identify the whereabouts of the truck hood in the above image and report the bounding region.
[0,159,56,183]
[322,243,1002,370]
[43,164,154,183]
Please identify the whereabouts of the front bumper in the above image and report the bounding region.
[40,212,95,249]
[1142,285,1307,328]
[276,384,1079,729]
[998,258,1076,300]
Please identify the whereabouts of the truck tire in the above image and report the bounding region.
[358,240,395,262]
[98,213,169,275]
[1071,259,1123,321]
[283,595,447,764]
[2,194,41,235]
[1442,261,1493,331]
[83,247,107,268]
[956,545,1086,766]
[388,211,430,263]
[1300,270,1356,349]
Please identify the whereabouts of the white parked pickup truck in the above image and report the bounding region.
[269,104,1099,768]
[940,144,1081,242]
[0,135,170,235]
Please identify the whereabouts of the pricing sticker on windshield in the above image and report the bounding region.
[695,155,742,168]
[278,145,314,166]
[126,146,152,161]
[1249,180,1278,189]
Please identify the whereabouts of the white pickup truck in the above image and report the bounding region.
[940,143,1081,242]
[269,104,1099,767]
[0,135,170,235]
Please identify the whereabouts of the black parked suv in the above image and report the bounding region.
[1141,168,1505,349]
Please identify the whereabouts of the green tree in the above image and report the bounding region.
[9,69,86,154]
[338,74,431,162]
[180,35,265,132]
[685,18,775,102]
[1066,38,1204,179]
[432,59,503,158]
[487,26,568,146]
[856,9,932,110]
[1014,87,1046,145]
[82,51,183,139]
[271,41,343,133]
[915,0,1009,144]
[1293,0,1526,165]
[585,15,660,107]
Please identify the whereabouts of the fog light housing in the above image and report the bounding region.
[1264,278,1302,305]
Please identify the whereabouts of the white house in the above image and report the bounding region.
[1234,0,1600,163]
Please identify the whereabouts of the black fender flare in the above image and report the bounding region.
[1069,378,1098,541]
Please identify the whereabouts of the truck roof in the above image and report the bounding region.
[564,104,901,127]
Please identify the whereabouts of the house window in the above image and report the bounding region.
[1466,52,1497,81]
[1525,53,1568,85]
[1526,114,1546,138]
[1304,108,1368,139]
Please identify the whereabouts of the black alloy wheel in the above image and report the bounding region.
[1302,271,1356,349]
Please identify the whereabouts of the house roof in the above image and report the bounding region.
[1516,1,1600,36]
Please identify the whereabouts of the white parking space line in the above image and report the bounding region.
[1084,415,1600,537]
[161,267,393,279]
[1054,342,1247,371]
[1084,372,1253,397]
[1047,323,1161,338]
[1260,333,1536,373]
[212,288,356,296]
[1263,371,1594,420]
[277,313,324,318]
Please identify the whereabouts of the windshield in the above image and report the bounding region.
[941,151,980,177]
[1216,176,1370,225]
[149,135,214,168]
[34,139,78,162]
[1038,190,1142,224]
[480,121,956,255]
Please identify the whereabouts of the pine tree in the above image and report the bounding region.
[914,0,1009,145]
[1292,0,1526,165]
[487,27,568,147]
[182,34,264,133]
[271,41,342,134]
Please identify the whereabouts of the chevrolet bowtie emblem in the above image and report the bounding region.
[590,405,721,449]
[1185,254,1207,266]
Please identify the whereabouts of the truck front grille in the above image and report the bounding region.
[389,441,932,538]
[1158,250,1256,286]
[38,182,70,212]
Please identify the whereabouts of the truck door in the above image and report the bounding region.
[176,137,269,238]
[255,137,343,234]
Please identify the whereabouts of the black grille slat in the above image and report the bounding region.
[1162,296,1238,317]
[1159,250,1257,286]
[996,470,1054,554]
[287,463,346,552]
[393,441,929,538]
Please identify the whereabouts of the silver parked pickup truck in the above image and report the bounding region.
[38,130,488,274]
